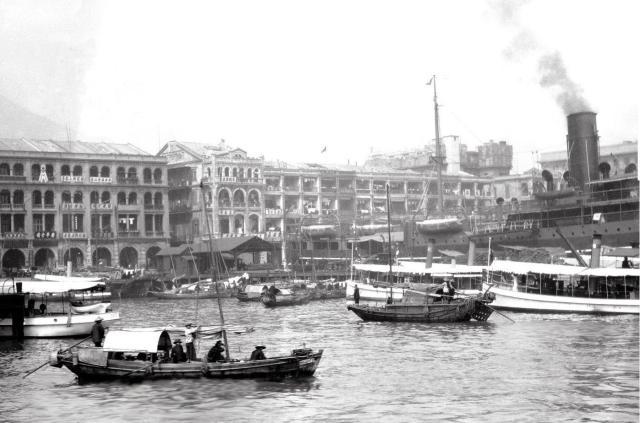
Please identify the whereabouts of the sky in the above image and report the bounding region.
[0,0,638,172]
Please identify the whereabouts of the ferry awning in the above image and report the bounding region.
[603,247,639,258]
[489,260,586,276]
[354,262,486,275]
[579,268,640,277]
[438,249,465,258]
[0,280,106,294]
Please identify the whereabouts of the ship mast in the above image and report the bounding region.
[430,75,444,215]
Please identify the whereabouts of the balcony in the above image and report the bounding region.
[266,185,282,192]
[90,203,113,210]
[61,175,84,183]
[62,232,87,239]
[232,202,246,208]
[117,231,140,238]
[34,231,57,239]
[117,177,139,184]
[0,175,26,182]
[265,208,283,216]
[91,231,114,239]
[144,231,165,238]
[62,202,85,210]
[143,204,164,211]
[118,203,140,211]
[1,232,27,239]
[170,203,192,213]
[89,176,113,184]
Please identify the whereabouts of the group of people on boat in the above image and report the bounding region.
[434,280,456,303]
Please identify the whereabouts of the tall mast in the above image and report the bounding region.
[431,75,444,215]
[200,180,230,361]
[386,184,393,282]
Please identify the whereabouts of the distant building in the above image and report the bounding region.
[365,137,513,177]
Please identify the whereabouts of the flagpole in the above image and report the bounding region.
[487,236,492,267]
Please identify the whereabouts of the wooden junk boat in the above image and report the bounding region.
[49,327,323,382]
[347,290,496,323]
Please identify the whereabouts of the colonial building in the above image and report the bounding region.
[0,139,169,272]
[160,140,495,265]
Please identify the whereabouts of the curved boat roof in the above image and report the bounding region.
[103,329,172,353]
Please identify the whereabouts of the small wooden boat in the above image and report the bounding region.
[347,291,495,323]
[49,328,323,382]
[261,287,312,307]
[148,280,233,299]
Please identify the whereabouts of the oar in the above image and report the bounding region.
[23,335,93,378]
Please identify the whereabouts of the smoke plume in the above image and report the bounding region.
[490,0,591,114]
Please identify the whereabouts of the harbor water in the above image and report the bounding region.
[1,298,638,422]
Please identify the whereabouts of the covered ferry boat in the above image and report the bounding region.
[49,328,323,382]
[346,261,485,302]
[483,260,640,314]
[0,279,119,337]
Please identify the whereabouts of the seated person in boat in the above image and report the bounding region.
[207,340,225,362]
[434,283,444,302]
[250,345,267,360]
[445,280,456,302]
[171,339,187,363]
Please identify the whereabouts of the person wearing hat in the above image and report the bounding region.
[184,323,199,362]
[91,316,105,347]
[250,345,267,361]
[207,340,225,362]
[171,339,186,363]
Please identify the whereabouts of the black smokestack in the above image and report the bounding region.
[566,112,599,189]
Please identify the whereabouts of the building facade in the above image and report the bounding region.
[160,140,495,265]
[0,139,169,272]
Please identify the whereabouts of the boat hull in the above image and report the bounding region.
[0,311,120,338]
[347,297,493,323]
[56,349,323,382]
[483,283,640,314]
[261,293,311,307]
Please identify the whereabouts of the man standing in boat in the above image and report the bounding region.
[353,284,360,304]
[184,323,199,362]
[91,316,105,347]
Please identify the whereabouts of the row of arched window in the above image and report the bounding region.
[0,162,163,183]
[217,188,261,207]
[0,190,164,206]
[206,167,261,179]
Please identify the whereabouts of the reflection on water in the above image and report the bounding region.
[1,298,638,422]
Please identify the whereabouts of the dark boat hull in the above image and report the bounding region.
[347,298,493,323]
[261,293,312,307]
[55,350,323,382]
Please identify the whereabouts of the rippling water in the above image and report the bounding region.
[1,298,638,422]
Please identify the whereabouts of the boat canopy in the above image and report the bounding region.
[354,262,486,275]
[579,268,640,277]
[102,329,172,353]
[489,260,585,276]
[0,280,106,294]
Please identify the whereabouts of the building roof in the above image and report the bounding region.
[263,160,423,176]
[0,138,151,156]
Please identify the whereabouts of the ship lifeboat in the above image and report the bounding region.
[301,224,337,237]
[355,224,389,236]
[416,217,463,234]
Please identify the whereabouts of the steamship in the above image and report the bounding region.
[408,112,639,255]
